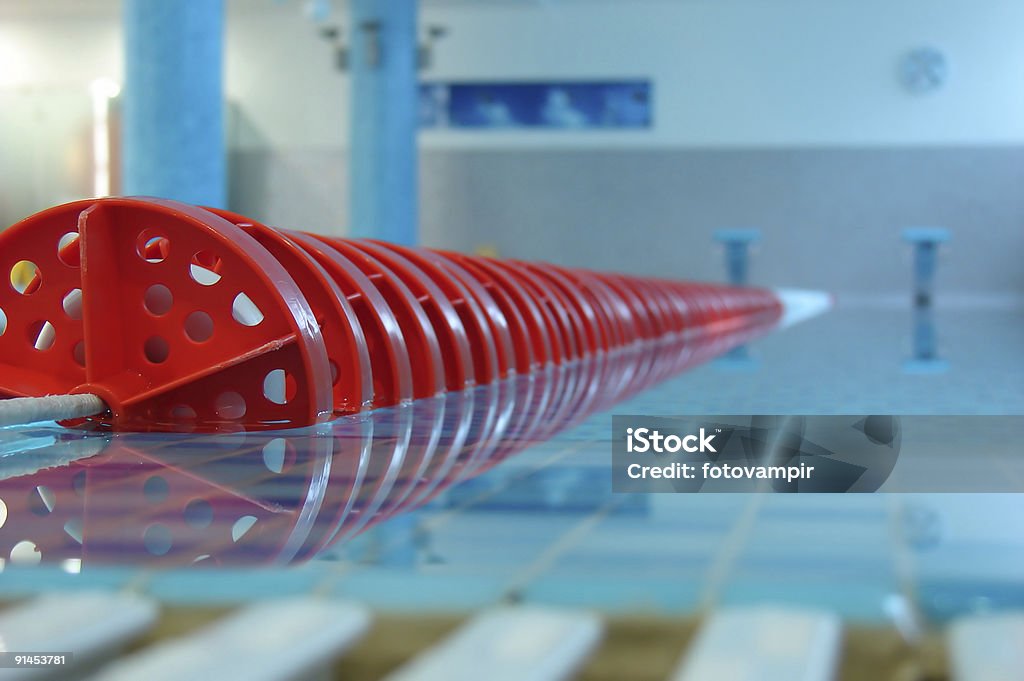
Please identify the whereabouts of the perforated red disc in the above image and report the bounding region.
[417,249,515,379]
[449,254,557,367]
[562,268,628,350]
[434,252,534,373]
[0,197,788,433]
[284,231,414,409]
[312,237,444,401]
[485,259,582,362]
[204,208,372,415]
[368,242,500,386]
[516,262,606,355]
[0,198,333,432]
[344,240,475,391]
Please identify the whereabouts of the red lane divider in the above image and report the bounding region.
[0,197,784,432]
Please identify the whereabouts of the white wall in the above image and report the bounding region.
[3,1,1024,150]
[0,1,1018,291]
[0,18,122,89]
[0,16,122,224]
[226,0,1024,149]
[225,1,345,150]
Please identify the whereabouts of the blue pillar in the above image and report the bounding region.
[349,0,418,244]
[122,0,226,207]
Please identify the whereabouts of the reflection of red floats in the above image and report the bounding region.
[0,315,778,569]
[0,197,782,433]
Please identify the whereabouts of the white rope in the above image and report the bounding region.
[0,394,107,427]
[0,436,107,480]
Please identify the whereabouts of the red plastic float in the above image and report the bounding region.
[0,197,786,432]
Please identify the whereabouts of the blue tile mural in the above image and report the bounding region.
[419,80,653,129]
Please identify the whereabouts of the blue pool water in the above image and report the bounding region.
[0,302,1021,625]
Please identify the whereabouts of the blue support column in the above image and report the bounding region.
[904,301,949,374]
[714,228,761,286]
[713,229,762,371]
[902,227,951,306]
[122,0,226,207]
[902,227,950,374]
[349,0,418,245]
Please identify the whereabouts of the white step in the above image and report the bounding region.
[670,606,842,681]
[0,591,159,681]
[85,598,370,681]
[948,612,1024,681]
[385,606,603,681]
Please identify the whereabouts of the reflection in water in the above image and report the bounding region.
[712,229,763,370]
[713,343,760,372]
[904,302,948,374]
[0,316,778,569]
[902,227,950,308]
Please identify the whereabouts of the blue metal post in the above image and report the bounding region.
[714,229,761,286]
[904,300,949,374]
[912,305,937,360]
[902,227,951,306]
[349,0,418,244]
[122,0,226,207]
[713,229,762,371]
[902,228,950,373]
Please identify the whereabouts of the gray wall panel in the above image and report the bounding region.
[230,146,1024,295]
